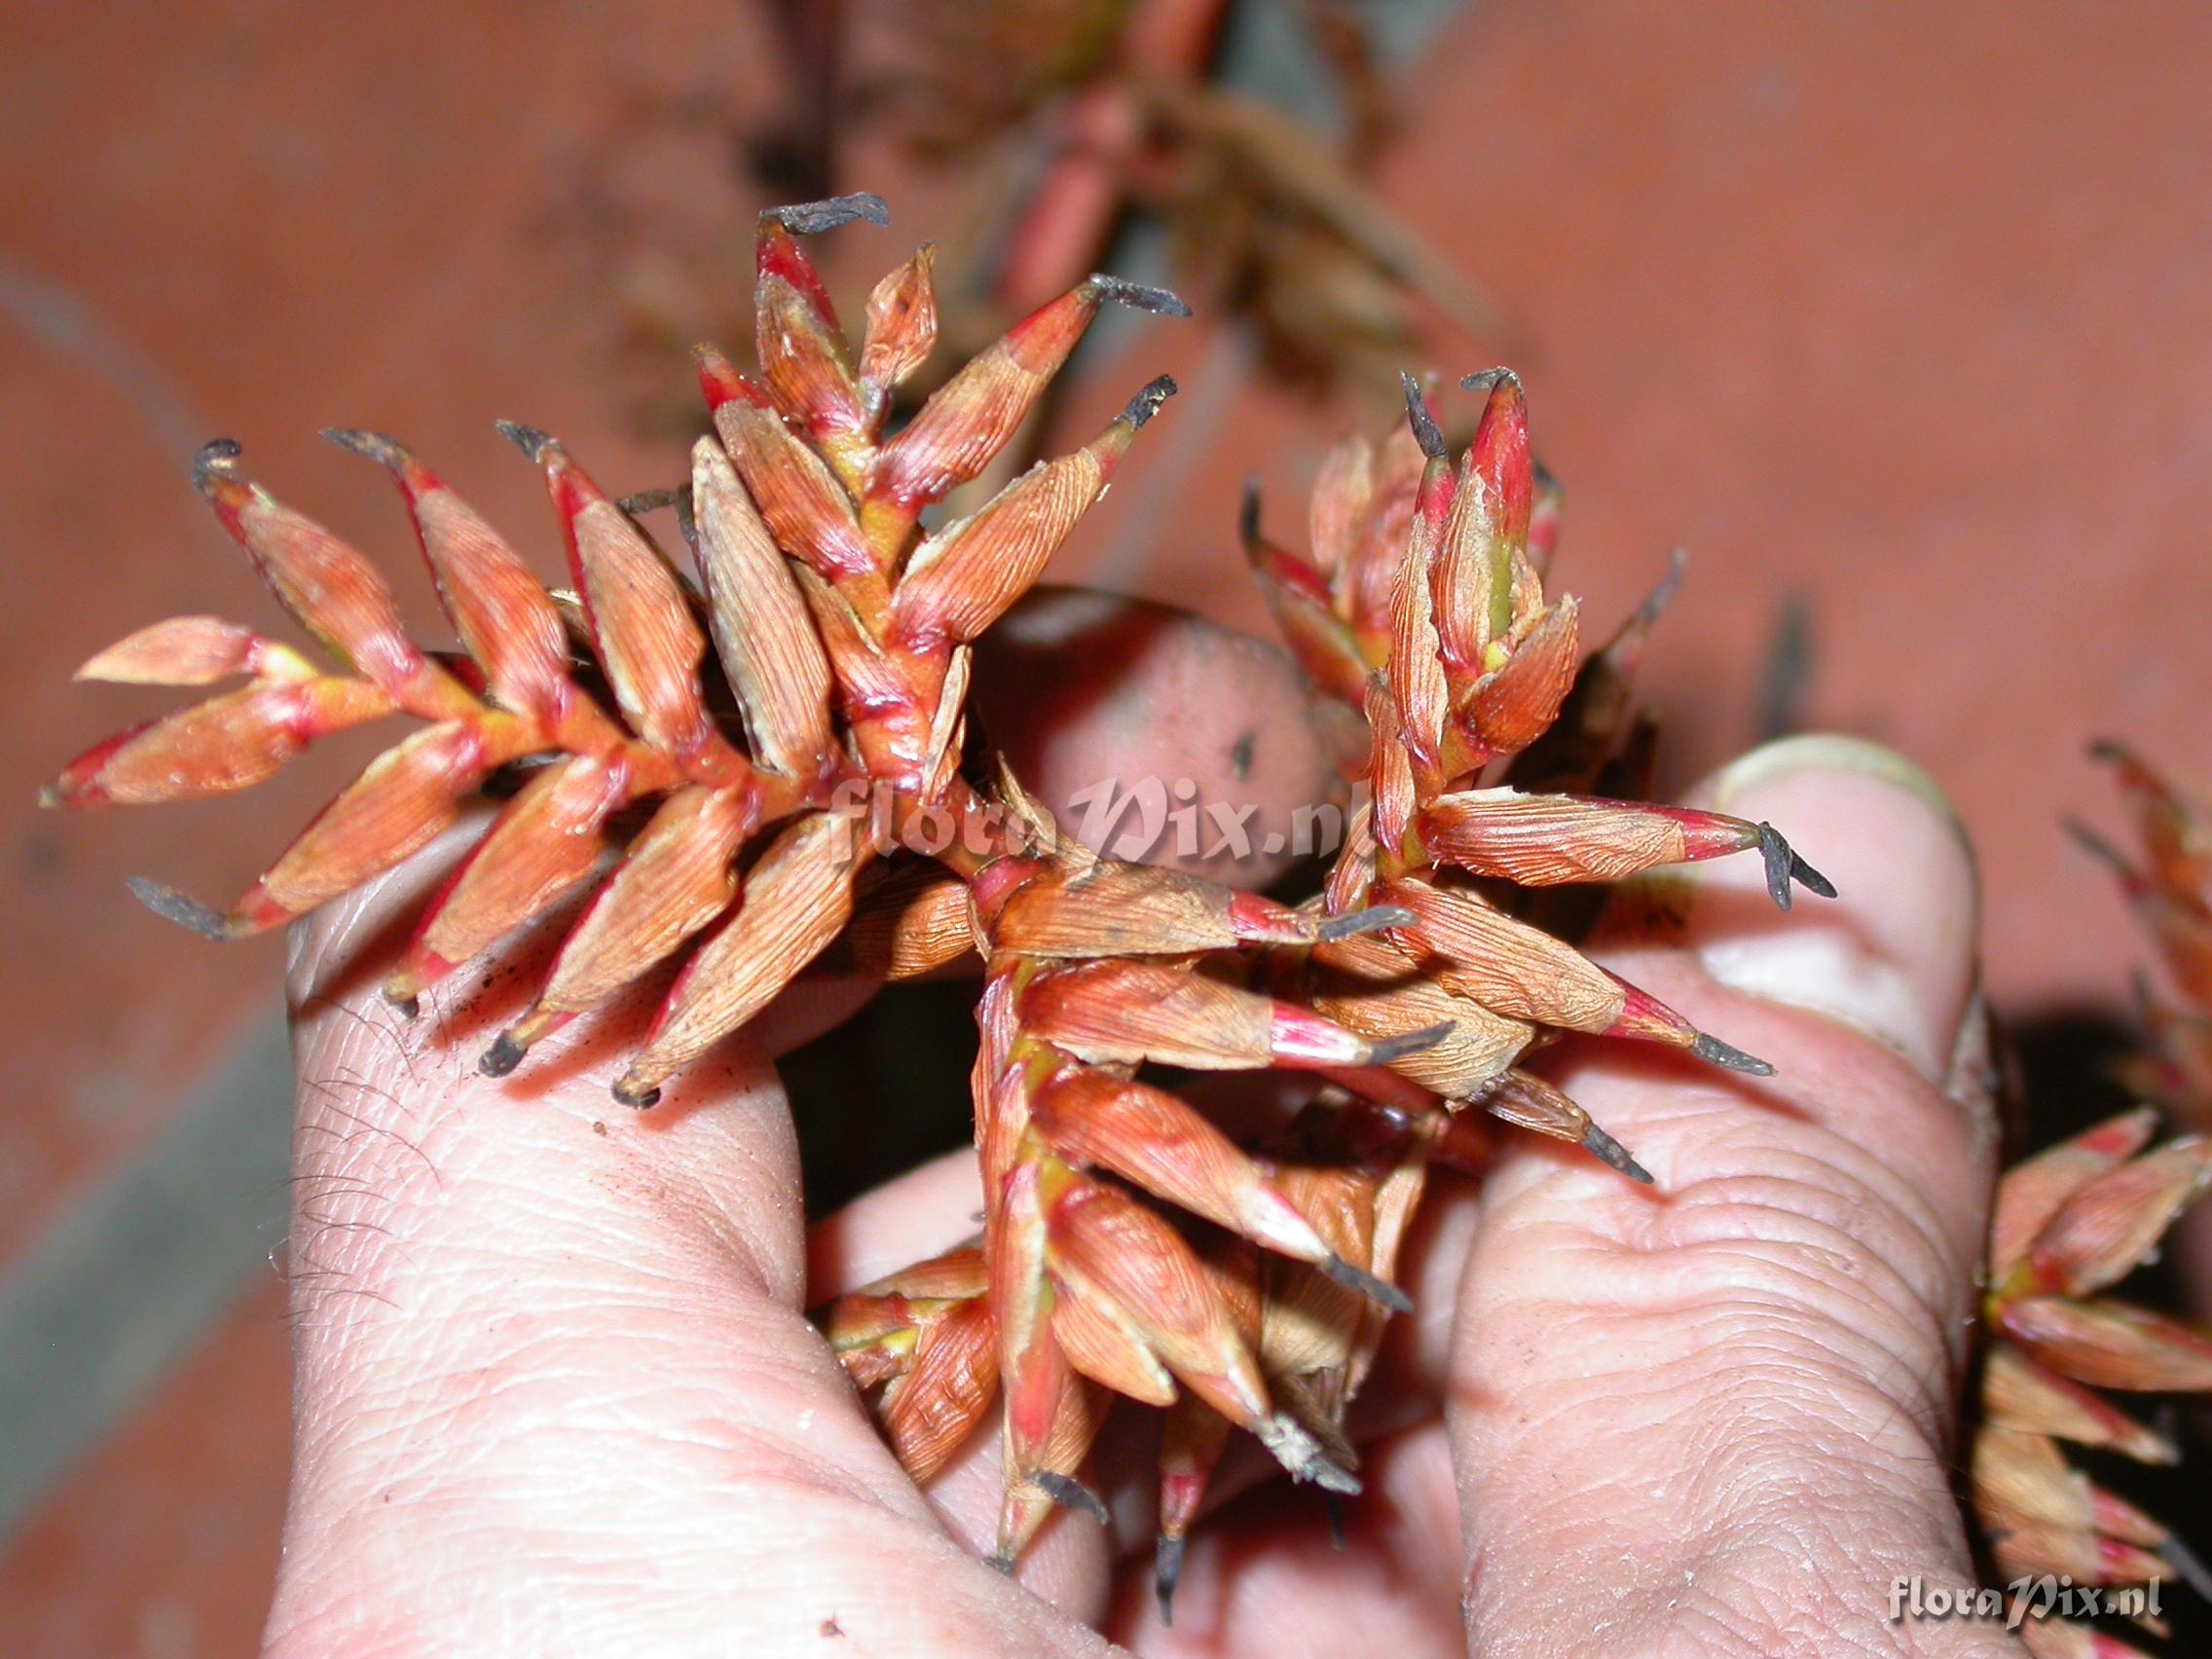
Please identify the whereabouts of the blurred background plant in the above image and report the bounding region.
[616,0,1506,422]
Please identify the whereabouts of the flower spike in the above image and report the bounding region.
[52,207,1871,1593]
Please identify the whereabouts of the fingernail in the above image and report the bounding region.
[1683,734,1978,1082]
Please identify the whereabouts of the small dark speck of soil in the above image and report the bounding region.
[592,1121,608,1136]
[820,1616,844,1638]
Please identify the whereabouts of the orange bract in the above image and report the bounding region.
[47,196,1834,1597]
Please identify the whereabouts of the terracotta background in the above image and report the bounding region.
[5,1,2210,1649]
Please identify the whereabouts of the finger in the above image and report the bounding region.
[268,834,1105,1659]
[977,587,1349,883]
[1448,735,2014,1657]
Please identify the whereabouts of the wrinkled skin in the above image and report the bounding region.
[265,596,2010,1659]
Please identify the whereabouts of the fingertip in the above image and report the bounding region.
[971,589,1344,885]
[1680,734,1978,1085]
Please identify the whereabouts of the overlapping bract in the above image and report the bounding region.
[1973,751,2212,1657]
[51,200,1835,1598]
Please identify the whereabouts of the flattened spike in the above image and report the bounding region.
[763,192,890,234]
[125,875,236,940]
[1399,373,1446,459]
[1315,903,1418,943]
[1456,366,1520,395]
[191,438,242,491]
[1154,1535,1185,1626]
[615,487,683,518]
[1754,821,1836,908]
[2158,1535,2212,1603]
[2066,818,2131,871]
[1692,1032,1776,1078]
[494,420,555,462]
[478,1033,526,1078]
[1580,1120,1654,1185]
[1088,275,1192,317]
[1321,1252,1415,1314]
[1788,849,1837,900]
[320,427,407,465]
[1755,822,1793,910]
[612,1075,663,1111]
[1031,1469,1110,1525]
[1365,1019,1456,1065]
[1121,374,1178,428]
[1639,547,1688,623]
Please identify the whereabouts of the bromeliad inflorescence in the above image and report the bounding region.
[44,197,1836,1600]
[1963,750,2212,1659]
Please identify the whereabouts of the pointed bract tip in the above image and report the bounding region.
[1692,1031,1775,1077]
[125,875,236,940]
[1031,1470,1110,1525]
[320,427,406,466]
[1321,1252,1415,1313]
[478,1033,527,1078]
[1153,1535,1184,1626]
[2086,737,2130,766]
[1239,475,1262,545]
[1366,1019,1455,1065]
[763,191,890,234]
[1316,903,1418,943]
[1088,275,1192,317]
[989,1548,1016,1575]
[383,987,421,1021]
[1122,374,1178,429]
[612,1073,663,1111]
[494,420,556,463]
[191,438,242,492]
[1400,373,1447,460]
[1581,1120,1654,1185]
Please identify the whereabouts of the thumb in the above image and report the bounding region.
[1447,735,2013,1657]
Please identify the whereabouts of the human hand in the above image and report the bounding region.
[261,596,2009,1658]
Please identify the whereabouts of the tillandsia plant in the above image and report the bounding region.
[1965,751,2212,1659]
[41,197,1838,1601]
